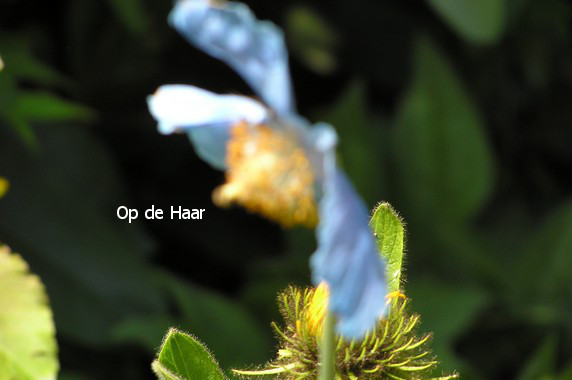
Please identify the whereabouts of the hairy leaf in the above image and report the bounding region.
[370,202,405,293]
[152,329,226,380]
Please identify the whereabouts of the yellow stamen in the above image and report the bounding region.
[385,290,406,304]
[213,122,318,227]
[306,282,329,337]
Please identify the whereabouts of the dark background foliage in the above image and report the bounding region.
[0,0,571,379]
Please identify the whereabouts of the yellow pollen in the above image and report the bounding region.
[305,282,329,337]
[213,122,318,228]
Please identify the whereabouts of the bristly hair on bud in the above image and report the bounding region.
[233,285,458,380]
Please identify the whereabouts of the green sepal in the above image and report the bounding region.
[370,202,405,293]
[152,328,227,380]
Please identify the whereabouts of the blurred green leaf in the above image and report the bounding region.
[286,6,338,74]
[0,125,164,345]
[3,115,38,148]
[106,0,149,36]
[152,328,226,380]
[427,0,506,44]
[0,64,38,147]
[112,272,271,371]
[0,245,58,380]
[408,278,488,373]
[393,37,494,223]
[321,81,387,204]
[13,91,95,123]
[558,361,572,380]
[370,202,405,293]
[0,36,72,88]
[515,200,572,301]
[0,37,92,147]
[517,334,557,380]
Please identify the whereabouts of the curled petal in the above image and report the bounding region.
[148,85,268,134]
[170,0,294,115]
[147,85,268,168]
[311,163,387,339]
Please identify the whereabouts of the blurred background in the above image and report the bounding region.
[1,0,571,379]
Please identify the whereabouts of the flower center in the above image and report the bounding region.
[213,122,318,228]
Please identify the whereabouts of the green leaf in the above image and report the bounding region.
[152,362,181,380]
[113,273,272,372]
[0,245,58,380]
[0,125,165,345]
[393,37,494,223]
[407,278,488,374]
[558,361,572,380]
[369,202,405,293]
[13,91,95,123]
[106,0,149,36]
[517,334,557,380]
[514,200,572,301]
[0,36,72,88]
[152,328,226,380]
[286,6,338,74]
[321,81,387,204]
[426,0,506,44]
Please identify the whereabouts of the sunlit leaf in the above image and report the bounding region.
[0,245,58,380]
[113,272,271,371]
[152,329,226,380]
[369,202,405,293]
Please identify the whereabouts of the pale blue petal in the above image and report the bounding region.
[147,85,268,169]
[147,85,268,134]
[311,164,388,340]
[170,0,294,115]
[187,124,230,170]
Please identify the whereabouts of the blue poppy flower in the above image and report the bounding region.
[147,0,387,340]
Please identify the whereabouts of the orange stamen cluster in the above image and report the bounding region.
[213,122,318,227]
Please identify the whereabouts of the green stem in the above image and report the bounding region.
[318,312,336,380]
